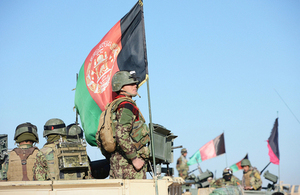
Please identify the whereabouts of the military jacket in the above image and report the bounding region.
[109,95,150,179]
[176,155,189,180]
[114,95,150,160]
[242,167,262,190]
[211,175,241,188]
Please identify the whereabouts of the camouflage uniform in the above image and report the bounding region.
[109,95,150,179]
[0,134,8,181]
[242,167,262,190]
[176,154,189,179]
[211,175,241,188]
[33,149,49,180]
[0,157,9,181]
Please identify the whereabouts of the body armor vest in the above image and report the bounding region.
[7,147,38,181]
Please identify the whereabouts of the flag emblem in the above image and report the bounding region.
[85,41,121,94]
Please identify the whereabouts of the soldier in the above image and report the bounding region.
[207,177,215,187]
[101,70,150,179]
[176,148,189,180]
[66,123,93,179]
[66,123,84,142]
[211,168,241,188]
[2,122,39,181]
[33,118,91,180]
[241,159,262,190]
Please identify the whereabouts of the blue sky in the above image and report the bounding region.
[1,0,299,186]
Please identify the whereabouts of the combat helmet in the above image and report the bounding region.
[43,118,67,137]
[241,159,251,167]
[223,168,233,176]
[112,70,139,92]
[66,123,83,141]
[181,148,187,154]
[14,122,39,143]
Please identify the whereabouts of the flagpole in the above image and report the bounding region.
[224,130,228,168]
[196,159,203,174]
[147,77,156,175]
[75,73,79,125]
[146,76,159,195]
[140,1,159,194]
[140,0,157,179]
[277,112,281,192]
[260,162,271,175]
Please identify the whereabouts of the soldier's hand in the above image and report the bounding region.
[244,186,253,190]
[132,158,145,171]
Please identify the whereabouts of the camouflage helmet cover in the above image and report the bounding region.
[14,122,39,143]
[43,118,67,137]
[111,70,139,92]
[181,148,187,154]
[241,159,251,167]
[223,167,233,176]
[66,123,83,140]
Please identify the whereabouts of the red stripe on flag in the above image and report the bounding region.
[236,161,242,169]
[84,21,122,111]
[200,140,217,161]
[267,141,280,165]
[267,118,280,164]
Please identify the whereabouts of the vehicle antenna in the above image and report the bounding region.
[274,89,300,125]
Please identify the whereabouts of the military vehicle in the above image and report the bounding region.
[0,124,184,195]
[0,126,299,195]
[181,167,299,195]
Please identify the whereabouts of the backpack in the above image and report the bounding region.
[96,97,136,157]
[55,140,89,180]
[41,140,89,180]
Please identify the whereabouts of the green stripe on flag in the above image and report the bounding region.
[230,164,239,172]
[187,150,202,166]
[75,62,102,146]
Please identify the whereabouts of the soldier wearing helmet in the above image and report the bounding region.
[102,70,150,179]
[2,122,40,181]
[33,119,91,180]
[176,148,189,179]
[211,167,241,188]
[66,123,84,142]
[241,159,262,190]
[33,118,67,180]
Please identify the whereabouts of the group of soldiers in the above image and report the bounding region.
[1,119,91,181]
[0,70,151,181]
[176,148,262,191]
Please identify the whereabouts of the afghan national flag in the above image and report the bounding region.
[229,154,248,172]
[187,133,225,166]
[267,118,280,165]
[75,1,148,146]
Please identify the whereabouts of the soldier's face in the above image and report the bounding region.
[121,84,137,96]
[242,165,249,172]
